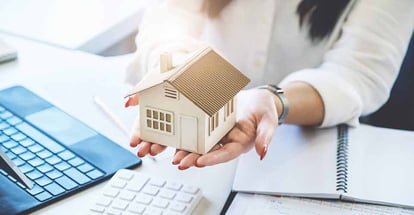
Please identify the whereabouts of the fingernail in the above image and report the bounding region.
[124,97,132,108]
[137,152,144,158]
[260,144,268,160]
[172,161,179,165]
[178,165,188,170]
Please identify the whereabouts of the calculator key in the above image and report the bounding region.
[96,196,113,207]
[165,182,182,191]
[126,176,149,192]
[149,178,166,187]
[64,167,91,185]
[55,175,78,190]
[90,205,105,213]
[169,202,187,213]
[111,200,129,211]
[128,204,145,214]
[159,190,176,200]
[182,185,200,195]
[119,191,136,202]
[152,198,169,209]
[176,193,193,203]
[103,188,120,198]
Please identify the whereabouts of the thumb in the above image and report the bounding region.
[254,112,278,160]
[125,94,139,107]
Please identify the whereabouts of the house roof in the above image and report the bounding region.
[127,47,250,116]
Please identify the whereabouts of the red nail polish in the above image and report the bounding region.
[124,97,132,108]
[260,144,268,160]
[178,165,188,170]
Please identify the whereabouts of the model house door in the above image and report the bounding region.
[180,115,197,152]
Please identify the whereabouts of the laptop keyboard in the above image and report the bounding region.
[0,105,104,202]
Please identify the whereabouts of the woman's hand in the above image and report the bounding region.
[127,89,280,170]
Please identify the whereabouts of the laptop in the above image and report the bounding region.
[0,85,141,215]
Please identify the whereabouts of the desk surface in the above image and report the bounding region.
[0,0,150,54]
[0,34,236,215]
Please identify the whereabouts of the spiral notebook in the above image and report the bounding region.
[232,124,414,209]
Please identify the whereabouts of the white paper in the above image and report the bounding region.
[226,193,414,215]
[232,125,338,197]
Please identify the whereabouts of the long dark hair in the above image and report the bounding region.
[297,0,351,41]
[202,0,351,41]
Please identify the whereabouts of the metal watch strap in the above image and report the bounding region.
[258,85,289,124]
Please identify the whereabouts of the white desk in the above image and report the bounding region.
[0,34,237,215]
[0,0,151,54]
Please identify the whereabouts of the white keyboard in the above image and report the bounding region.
[89,169,202,215]
[0,40,17,63]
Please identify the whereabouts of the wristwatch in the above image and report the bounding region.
[257,85,289,124]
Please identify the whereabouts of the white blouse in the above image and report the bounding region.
[126,0,414,127]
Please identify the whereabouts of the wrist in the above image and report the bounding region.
[257,85,289,124]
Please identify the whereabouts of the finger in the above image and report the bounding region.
[254,112,278,160]
[137,141,151,157]
[129,128,141,147]
[178,153,201,170]
[149,144,167,156]
[172,150,190,165]
[197,141,246,166]
[125,94,139,107]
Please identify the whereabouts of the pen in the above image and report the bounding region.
[93,96,130,137]
[93,96,157,162]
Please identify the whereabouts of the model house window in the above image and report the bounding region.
[208,112,219,136]
[145,108,173,134]
[224,98,234,121]
[164,87,179,100]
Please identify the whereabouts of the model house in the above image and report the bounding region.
[127,47,250,154]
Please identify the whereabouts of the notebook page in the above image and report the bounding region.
[346,124,414,208]
[233,125,338,197]
[226,193,414,215]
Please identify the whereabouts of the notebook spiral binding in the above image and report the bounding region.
[336,124,349,193]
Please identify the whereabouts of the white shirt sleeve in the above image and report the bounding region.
[280,0,414,127]
[125,0,206,85]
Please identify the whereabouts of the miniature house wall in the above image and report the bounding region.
[128,47,250,154]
